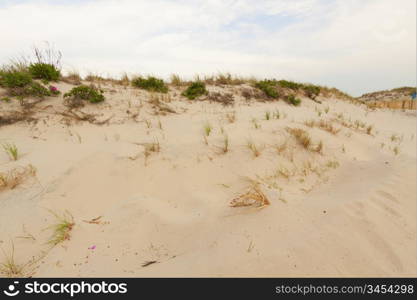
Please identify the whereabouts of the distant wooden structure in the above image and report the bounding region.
[366,98,416,110]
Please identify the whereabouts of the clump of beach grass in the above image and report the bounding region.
[46,210,74,246]
[247,140,262,158]
[219,134,230,154]
[230,179,270,208]
[2,142,19,161]
[0,165,36,192]
[315,140,324,154]
[252,118,261,129]
[326,160,340,169]
[143,139,161,164]
[203,122,212,137]
[170,74,184,86]
[286,127,312,150]
[0,243,25,277]
[303,119,340,135]
[273,110,281,119]
[225,111,236,123]
[366,125,373,135]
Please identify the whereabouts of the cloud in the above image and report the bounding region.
[0,0,415,95]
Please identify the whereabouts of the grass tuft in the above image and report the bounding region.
[225,111,236,123]
[286,127,311,150]
[0,165,36,191]
[247,140,262,158]
[203,122,212,137]
[46,210,74,246]
[219,134,230,154]
[2,142,19,161]
[252,118,261,129]
[230,179,270,208]
[170,74,184,86]
[0,243,24,277]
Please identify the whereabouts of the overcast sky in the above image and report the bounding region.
[0,0,415,96]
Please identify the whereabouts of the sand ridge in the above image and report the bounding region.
[0,81,415,277]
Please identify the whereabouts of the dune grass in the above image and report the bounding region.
[46,210,75,246]
[230,179,270,208]
[203,122,212,137]
[170,74,184,86]
[225,111,236,123]
[219,134,230,154]
[276,140,289,155]
[286,127,311,150]
[247,140,262,158]
[326,160,340,169]
[252,118,260,129]
[303,119,340,135]
[2,142,19,161]
[315,140,324,154]
[366,125,373,135]
[0,243,25,277]
[0,165,36,192]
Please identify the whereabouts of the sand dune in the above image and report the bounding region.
[0,82,415,277]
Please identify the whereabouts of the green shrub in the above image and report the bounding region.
[286,94,301,106]
[182,81,208,100]
[254,80,279,98]
[131,76,168,93]
[0,71,32,88]
[28,63,61,81]
[277,80,302,90]
[25,82,51,98]
[63,85,105,103]
[303,84,320,99]
[8,82,51,98]
[1,96,11,102]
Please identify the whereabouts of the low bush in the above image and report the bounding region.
[286,94,301,106]
[303,84,320,99]
[0,70,32,88]
[8,82,51,99]
[254,80,279,98]
[182,81,208,100]
[277,80,302,90]
[131,76,168,93]
[29,63,60,81]
[63,85,104,105]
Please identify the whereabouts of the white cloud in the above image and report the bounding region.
[0,0,415,95]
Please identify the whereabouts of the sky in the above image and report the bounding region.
[0,0,415,96]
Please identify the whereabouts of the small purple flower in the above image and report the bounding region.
[88,245,96,250]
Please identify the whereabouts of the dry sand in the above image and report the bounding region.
[0,82,415,277]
